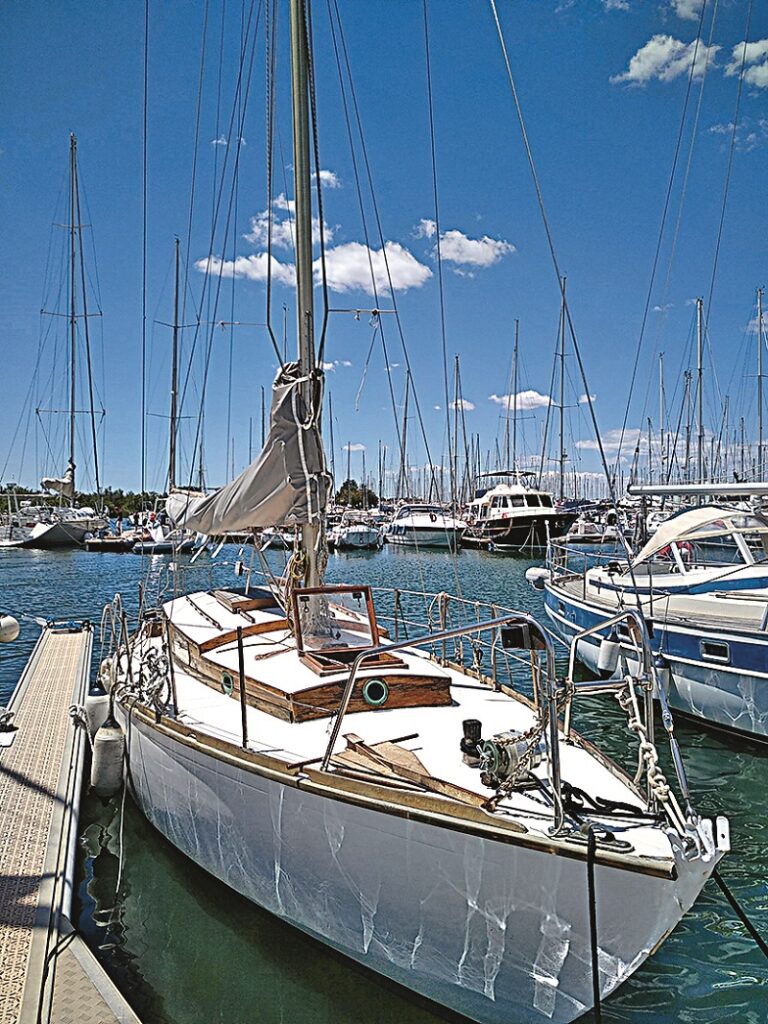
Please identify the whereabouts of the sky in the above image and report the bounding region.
[1,0,766,497]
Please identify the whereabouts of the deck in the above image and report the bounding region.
[0,624,140,1024]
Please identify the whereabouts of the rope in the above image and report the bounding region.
[140,0,149,503]
[712,869,768,960]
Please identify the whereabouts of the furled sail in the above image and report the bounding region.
[178,363,331,535]
[165,488,208,527]
[41,460,75,499]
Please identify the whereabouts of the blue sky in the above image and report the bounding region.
[1,0,766,496]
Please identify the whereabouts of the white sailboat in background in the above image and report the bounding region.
[0,134,107,550]
[100,5,728,1022]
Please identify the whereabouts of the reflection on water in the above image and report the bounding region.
[2,544,767,1022]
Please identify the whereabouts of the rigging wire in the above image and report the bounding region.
[422,0,455,509]
[140,0,149,504]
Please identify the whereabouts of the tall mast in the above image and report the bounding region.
[169,237,180,491]
[758,287,764,479]
[512,318,519,473]
[290,0,321,585]
[69,133,78,493]
[696,297,704,484]
[659,353,665,484]
[558,280,566,501]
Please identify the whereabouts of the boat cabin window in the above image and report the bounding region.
[526,495,541,507]
[699,640,730,664]
[293,585,379,657]
[539,495,553,508]
[510,495,524,507]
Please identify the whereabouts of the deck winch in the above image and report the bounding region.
[479,730,544,789]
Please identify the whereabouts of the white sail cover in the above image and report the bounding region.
[178,363,331,535]
[165,488,208,527]
[632,504,768,566]
[41,460,75,499]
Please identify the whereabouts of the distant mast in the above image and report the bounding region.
[290,0,321,585]
[169,237,180,492]
[69,133,78,495]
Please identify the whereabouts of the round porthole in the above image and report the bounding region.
[222,672,234,696]
[362,678,389,707]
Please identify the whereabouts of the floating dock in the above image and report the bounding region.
[0,623,140,1024]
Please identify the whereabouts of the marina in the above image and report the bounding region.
[3,0,768,1021]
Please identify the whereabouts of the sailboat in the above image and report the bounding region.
[100,5,728,1021]
[0,134,107,550]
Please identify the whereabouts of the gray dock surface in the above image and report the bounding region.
[0,624,140,1024]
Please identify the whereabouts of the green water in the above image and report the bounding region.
[2,544,766,1022]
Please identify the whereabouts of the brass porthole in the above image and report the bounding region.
[222,672,234,695]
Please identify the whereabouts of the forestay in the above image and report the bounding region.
[178,363,331,535]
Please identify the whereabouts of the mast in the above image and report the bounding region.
[169,237,180,491]
[69,133,77,494]
[659,353,665,483]
[512,318,519,474]
[328,391,336,488]
[291,0,321,585]
[696,297,704,484]
[558,280,566,501]
[758,287,764,480]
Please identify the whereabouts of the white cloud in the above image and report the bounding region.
[576,428,641,453]
[652,303,673,312]
[194,253,295,286]
[417,218,515,270]
[343,442,366,452]
[449,398,475,411]
[321,361,335,371]
[243,194,332,250]
[489,390,552,410]
[312,169,341,188]
[338,359,352,367]
[211,135,228,146]
[320,359,352,371]
[321,241,431,296]
[726,40,768,89]
[709,117,768,152]
[670,0,703,21]
[433,404,441,410]
[610,35,719,85]
[603,0,629,9]
[578,393,597,404]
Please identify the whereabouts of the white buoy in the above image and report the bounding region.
[525,567,551,591]
[84,693,111,739]
[90,720,125,798]
[0,615,20,644]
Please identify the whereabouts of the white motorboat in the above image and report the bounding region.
[329,515,382,551]
[462,474,577,551]
[385,503,466,549]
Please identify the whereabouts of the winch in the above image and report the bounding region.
[478,730,543,789]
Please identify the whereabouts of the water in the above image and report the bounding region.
[2,544,767,1023]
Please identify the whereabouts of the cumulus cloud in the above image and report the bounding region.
[449,398,475,411]
[195,253,295,286]
[319,359,352,371]
[322,241,431,296]
[243,193,332,250]
[489,390,552,410]
[343,442,366,452]
[578,393,597,404]
[610,35,719,85]
[211,135,228,146]
[670,0,704,21]
[197,241,430,297]
[576,428,641,454]
[726,40,768,89]
[416,218,515,272]
[312,169,341,188]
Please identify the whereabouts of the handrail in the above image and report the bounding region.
[319,610,561,819]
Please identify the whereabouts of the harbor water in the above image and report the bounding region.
[1,545,766,1023]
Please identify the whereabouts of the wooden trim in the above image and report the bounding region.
[198,618,290,653]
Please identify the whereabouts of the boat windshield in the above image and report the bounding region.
[293,585,379,654]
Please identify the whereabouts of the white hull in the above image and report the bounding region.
[120,709,715,1024]
[386,528,462,549]
[20,520,92,549]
